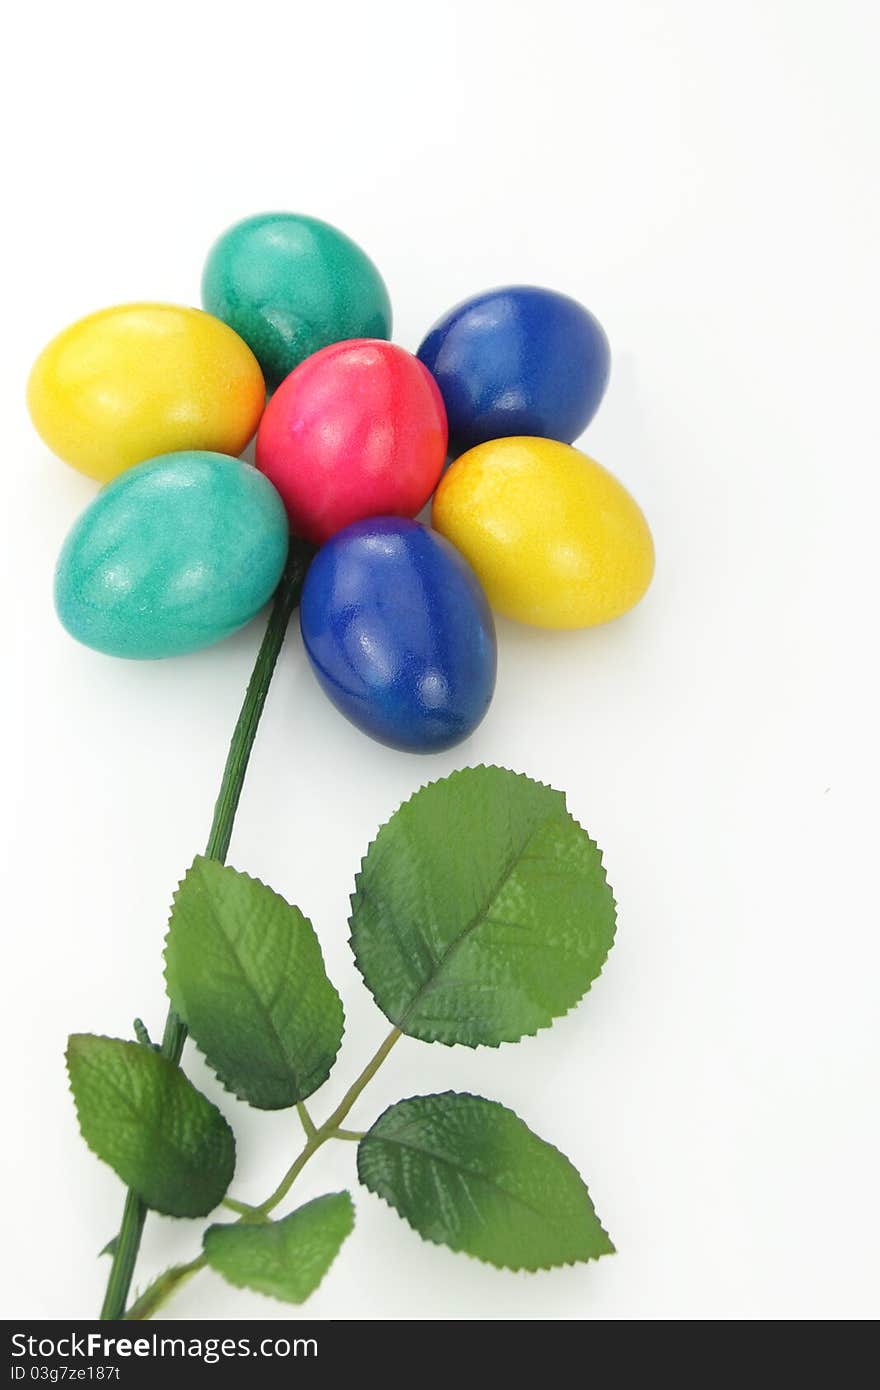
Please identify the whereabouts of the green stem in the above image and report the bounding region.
[102,1190,146,1320]
[255,1028,401,1217]
[100,541,313,1322]
[124,1027,401,1319]
[125,1256,207,1321]
[221,1197,266,1220]
[320,1028,401,1140]
[296,1101,317,1139]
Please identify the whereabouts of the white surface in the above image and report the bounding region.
[2,0,878,1322]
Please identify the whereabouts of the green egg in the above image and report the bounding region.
[201,213,392,391]
[54,451,289,659]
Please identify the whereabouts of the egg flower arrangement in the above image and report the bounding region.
[29,213,654,1320]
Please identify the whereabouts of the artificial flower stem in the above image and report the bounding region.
[100,539,314,1322]
[252,1028,402,1216]
[122,1027,402,1319]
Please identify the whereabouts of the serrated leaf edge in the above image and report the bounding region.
[357,1089,615,1273]
[202,1191,356,1306]
[163,858,346,1109]
[348,765,618,1049]
[65,1032,236,1219]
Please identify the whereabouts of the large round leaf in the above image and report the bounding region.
[349,766,616,1045]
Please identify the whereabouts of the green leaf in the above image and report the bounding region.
[203,1193,354,1303]
[349,765,616,1046]
[66,1034,235,1217]
[165,857,344,1109]
[358,1092,613,1271]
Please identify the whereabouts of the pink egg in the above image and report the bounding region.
[255,339,448,543]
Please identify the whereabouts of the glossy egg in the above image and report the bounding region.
[28,304,265,483]
[417,285,610,455]
[202,212,392,390]
[432,437,654,629]
[256,340,447,544]
[300,518,496,752]
[55,452,289,658]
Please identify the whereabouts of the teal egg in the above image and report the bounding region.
[201,213,392,391]
[54,451,289,658]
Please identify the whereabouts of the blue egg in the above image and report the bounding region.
[417,285,610,455]
[54,451,289,659]
[300,518,496,752]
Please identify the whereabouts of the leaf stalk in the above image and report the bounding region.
[122,1027,401,1319]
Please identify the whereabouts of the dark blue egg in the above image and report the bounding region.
[300,518,496,752]
[417,285,610,456]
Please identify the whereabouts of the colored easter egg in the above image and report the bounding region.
[27,304,265,484]
[55,452,289,659]
[417,286,610,455]
[300,518,496,752]
[432,437,654,629]
[256,340,447,544]
[202,212,392,390]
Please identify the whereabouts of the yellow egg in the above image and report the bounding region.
[432,436,654,629]
[27,303,265,483]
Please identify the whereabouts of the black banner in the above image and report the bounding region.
[5,1322,360,1383]
[4,1320,564,1383]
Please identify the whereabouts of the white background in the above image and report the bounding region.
[2,0,877,1322]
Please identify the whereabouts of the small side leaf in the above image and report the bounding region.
[66,1034,235,1218]
[349,765,616,1047]
[125,1263,205,1321]
[165,857,344,1110]
[358,1092,613,1271]
[203,1192,354,1304]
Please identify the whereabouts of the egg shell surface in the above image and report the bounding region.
[299,517,496,751]
[432,436,654,629]
[55,451,289,658]
[202,212,392,390]
[417,285,610,455]
[256,340,447,544]
[28,303,265,483]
